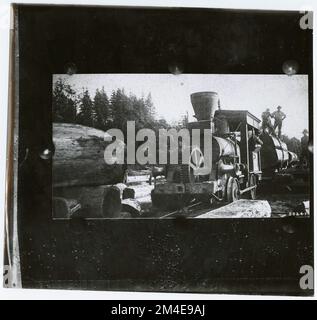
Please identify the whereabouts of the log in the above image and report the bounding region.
[121,199,142,217]
[53,123,125,187]
[102,186,122,218]
[114,183,136,199]
[122,187,135,199]
[196,200,271,218]
[52,197,81,218]
[53,184,121,218]
[125,174,151,184]
[114,183,128,198]
[127,183,154,199]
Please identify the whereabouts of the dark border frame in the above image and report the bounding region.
[12,4,314,295]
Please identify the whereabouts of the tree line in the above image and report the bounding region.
[52,78,171,136]
[53,78,302,155]
[280,134,302,155]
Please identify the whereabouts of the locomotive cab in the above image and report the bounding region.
[215,109,262,178]
[214,110,262,201]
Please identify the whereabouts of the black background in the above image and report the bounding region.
[16,4,313,295]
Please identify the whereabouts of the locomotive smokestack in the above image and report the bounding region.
[190,92,219,122]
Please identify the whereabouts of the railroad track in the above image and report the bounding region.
[157,193,309,219]
[158,201,226,219]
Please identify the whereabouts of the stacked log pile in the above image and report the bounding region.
[53,123,125,218]
[52,123,156,219]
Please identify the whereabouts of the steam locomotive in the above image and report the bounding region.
[151,91,298,210]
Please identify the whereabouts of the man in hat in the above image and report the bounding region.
[272,106,286,138]
[261,108,274,134]
[300,129,309,167]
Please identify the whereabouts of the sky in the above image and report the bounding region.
[53,74,309,139]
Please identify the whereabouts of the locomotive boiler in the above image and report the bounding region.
[151,91,263,210]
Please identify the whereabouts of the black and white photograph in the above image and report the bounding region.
[52,74,310,220]
[1,2,314,299]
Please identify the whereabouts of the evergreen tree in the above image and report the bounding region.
[77,89,94,127]
[52,78,77,123]
[110,88,128,132]
[144,93,156,124]
[93,87,110,130]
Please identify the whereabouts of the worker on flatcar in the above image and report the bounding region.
[272,106,286,138]
[261,108,273,134]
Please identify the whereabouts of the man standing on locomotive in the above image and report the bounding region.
[261,108,274,134]
[272,106,286,138]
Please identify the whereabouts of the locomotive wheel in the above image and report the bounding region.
[249,174,257,200]
[226,177,240,203]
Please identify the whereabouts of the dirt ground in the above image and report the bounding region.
[141,185,310,219]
